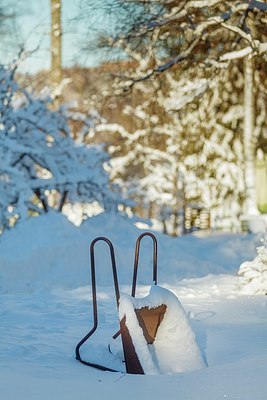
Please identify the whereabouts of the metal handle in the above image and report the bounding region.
[75,237,120,372]
[131,232,158,297]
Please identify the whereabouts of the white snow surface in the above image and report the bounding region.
[0,210,260,293]
[1,211,267,399]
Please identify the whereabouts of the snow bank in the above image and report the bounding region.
[0,211,260,294]
[0,212,88,293]
[119,285,205,375]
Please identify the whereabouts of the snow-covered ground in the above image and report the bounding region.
[1,212,267,399]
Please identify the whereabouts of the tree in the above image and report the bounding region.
[51,0,62,87]
[90,0,267,217]
[0,64,119,233]
[96,62,249,234]
[75,0,267,234]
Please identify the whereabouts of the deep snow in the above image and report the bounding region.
[0,211,260,293]
[0,212,267,400]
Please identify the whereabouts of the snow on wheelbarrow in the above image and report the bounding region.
[75,232,205,375]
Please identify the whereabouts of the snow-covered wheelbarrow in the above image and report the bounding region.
[75,232,205,375]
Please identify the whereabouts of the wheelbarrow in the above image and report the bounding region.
[75,232,205,374]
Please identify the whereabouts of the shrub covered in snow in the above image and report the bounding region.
[0,64,119,232]
[238,246,267,295]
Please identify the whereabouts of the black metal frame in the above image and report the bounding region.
[75,232,158,372]
[131,232,158,297]
[75,237,120,372]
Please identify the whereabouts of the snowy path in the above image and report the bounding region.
[1,276,267,400]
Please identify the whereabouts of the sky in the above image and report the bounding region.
[0,0,110,74]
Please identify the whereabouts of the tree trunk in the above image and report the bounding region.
[51,0,62,87]
[171,163,183,236]
[243,55,258,215]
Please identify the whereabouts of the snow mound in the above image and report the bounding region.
[238,246,267,295]
[0,212,88,293]
[0,211,259,294]
[119,285,206,375]
[79,343,126,373]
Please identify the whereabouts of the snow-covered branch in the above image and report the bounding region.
[108,0,265,87]
[220,42,267,61]
[0,65,121,231]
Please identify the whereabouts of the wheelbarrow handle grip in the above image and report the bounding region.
[131,232,158,297]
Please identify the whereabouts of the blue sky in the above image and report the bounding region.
[0,0,107,73]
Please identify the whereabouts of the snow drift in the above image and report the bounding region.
[0,211,260,294]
